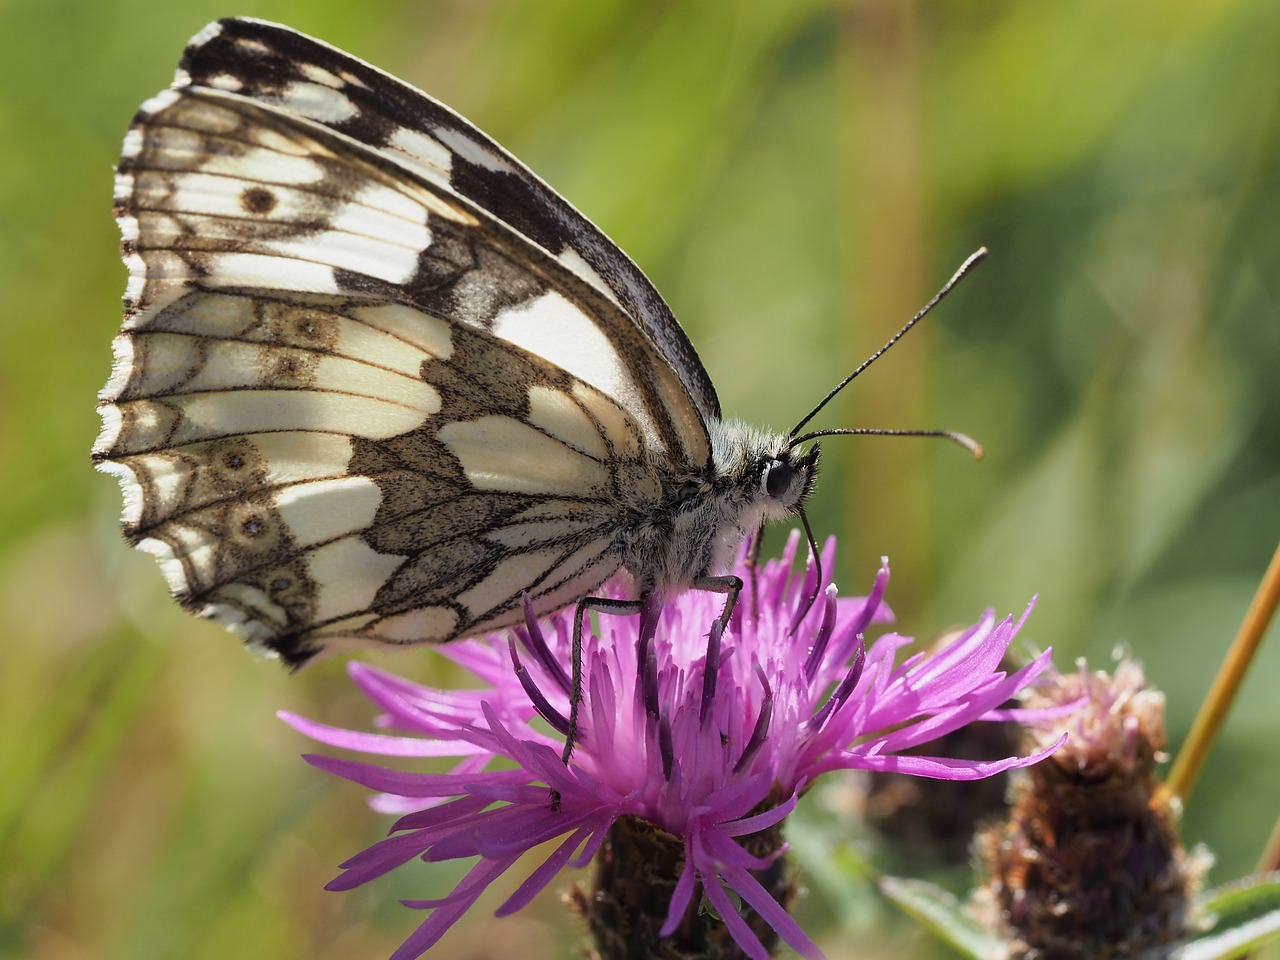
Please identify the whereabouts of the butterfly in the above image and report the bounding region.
[95,18,982,686]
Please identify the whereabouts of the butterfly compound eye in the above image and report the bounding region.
[764,459,794,499]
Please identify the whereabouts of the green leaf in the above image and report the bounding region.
[878,876,1003,960]
[1162,872,1280,960]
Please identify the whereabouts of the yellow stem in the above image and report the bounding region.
[1167,541,1280,803]
[1257,813,1280,875]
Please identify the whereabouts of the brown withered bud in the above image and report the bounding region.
[972,660,1210,959]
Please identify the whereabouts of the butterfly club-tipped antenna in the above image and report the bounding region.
[786,247,989,626]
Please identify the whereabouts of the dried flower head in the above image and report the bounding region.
[973,658,1211,959]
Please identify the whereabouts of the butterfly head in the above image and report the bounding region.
[706,420,819,527]
[758,439,820,520]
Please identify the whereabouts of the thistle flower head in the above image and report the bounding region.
[284,534,1058,960]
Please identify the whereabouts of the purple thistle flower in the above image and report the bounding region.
[282,534,1060,960]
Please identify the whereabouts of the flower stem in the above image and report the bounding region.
[1167,540,1280,803]
[1258,812,1280,874]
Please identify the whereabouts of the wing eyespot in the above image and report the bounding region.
[240,186,278,215]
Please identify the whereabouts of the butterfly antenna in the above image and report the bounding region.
[788,247,988,440]
[791,426,984,459]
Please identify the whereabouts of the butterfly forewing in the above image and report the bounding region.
[97,26,713,663]
[176,17,721,425]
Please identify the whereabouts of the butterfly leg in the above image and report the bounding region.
[551,578,740,806]
[691,574,743,724]
[562,594,646,767]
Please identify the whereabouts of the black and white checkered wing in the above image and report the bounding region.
[94,21,712,664]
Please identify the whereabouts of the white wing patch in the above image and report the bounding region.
[437,414,610,496]
[432,125,518,175]
[374,606,460,643]
[274,476,384,546]
[284,82,360,123]
[526,385,610,460]
[123,389,432,447]
[464,539,618,636]
[389,126,453,185]
[557,247,623,307]
[492,291,624,389]
[304,538,404,621]
[192,252,344,295]
[488,291,672,448]
[347,303,454,361]
[457,549,565,620]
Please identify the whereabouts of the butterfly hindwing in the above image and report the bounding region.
[98,282,647,662]
[97,29,714,663]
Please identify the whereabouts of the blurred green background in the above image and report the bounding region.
[2,0,1278,957]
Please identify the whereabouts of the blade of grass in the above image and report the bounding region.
[1167,541,1280,803]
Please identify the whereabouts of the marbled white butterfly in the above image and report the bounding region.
[95,18,982,682]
